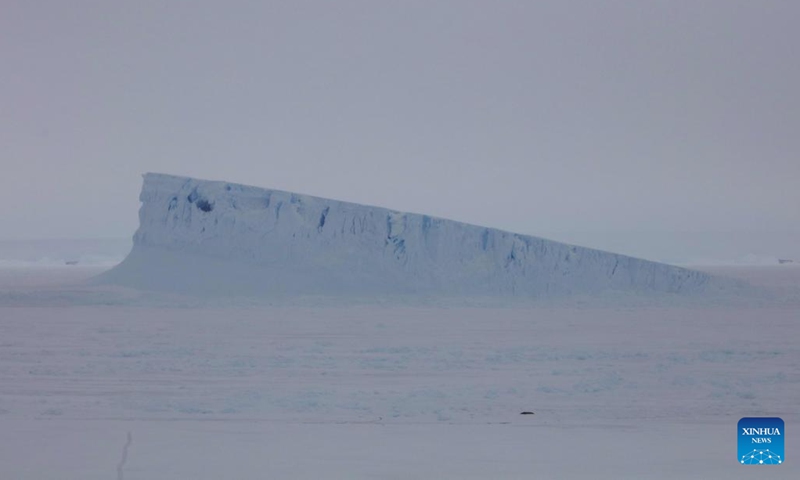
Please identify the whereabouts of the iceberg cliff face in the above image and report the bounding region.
[101,173,715,297]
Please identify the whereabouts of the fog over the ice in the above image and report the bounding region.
[2,1,798,263]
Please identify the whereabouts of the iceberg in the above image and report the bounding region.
[100,173,719,298]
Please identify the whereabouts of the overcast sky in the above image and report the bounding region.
[1,1,798,262]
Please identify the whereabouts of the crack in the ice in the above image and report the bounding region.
[117,431,132,480]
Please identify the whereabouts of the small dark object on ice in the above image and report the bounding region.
[65,260,79,266]
[520,411,534,415]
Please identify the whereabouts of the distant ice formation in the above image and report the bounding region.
[0,238,130,268]
[99,173,722,297]
[679,253,797,267]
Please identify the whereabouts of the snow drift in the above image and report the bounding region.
[100,173,721,298]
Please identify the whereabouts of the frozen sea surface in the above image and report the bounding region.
[0,266,798,479]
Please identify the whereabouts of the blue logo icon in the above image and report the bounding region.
[739,417,784,465]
